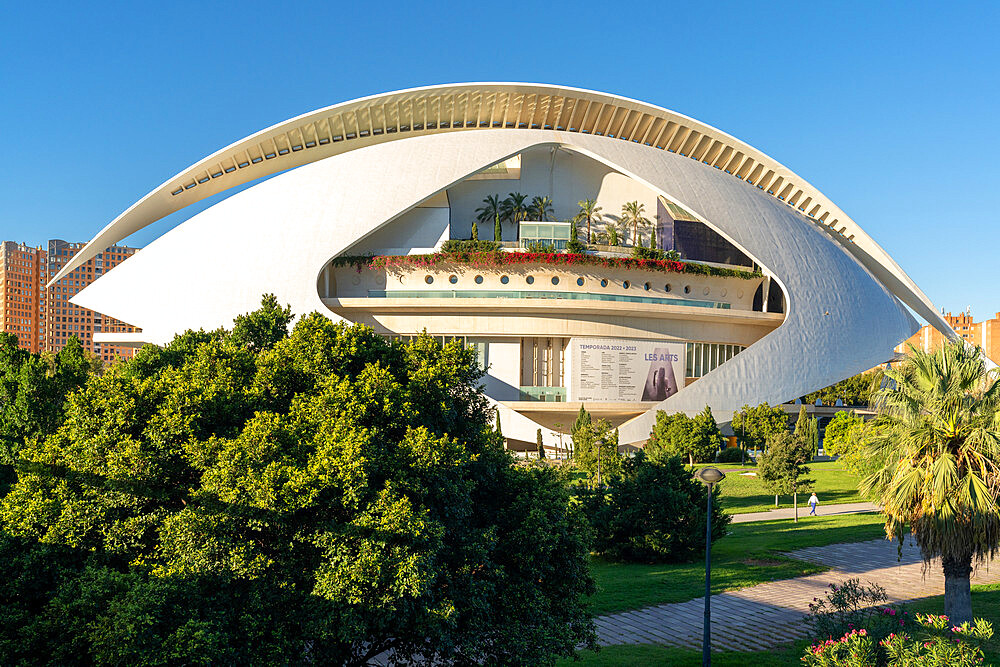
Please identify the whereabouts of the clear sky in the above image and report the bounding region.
[1,1,997,321]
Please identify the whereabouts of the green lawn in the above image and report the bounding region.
[563,584,1000,666]
[587,512,886,615]
[710,461,867,514]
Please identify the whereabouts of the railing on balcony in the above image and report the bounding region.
[367,289,731,309]
[518,386,567,402]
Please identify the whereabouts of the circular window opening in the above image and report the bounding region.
[643,282,651,291]
[551,276,559,285]
[449,275,458,284]
[577,277,585,286]
[665,283,672,292]
[684,285,691,294]
[526,275,535,285]
[425,275,434,285]
[600,279,608,288]
[500,275,509,285]
[623,280,631,289]
[474,275,484,284]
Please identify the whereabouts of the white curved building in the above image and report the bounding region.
[64,83,955,450]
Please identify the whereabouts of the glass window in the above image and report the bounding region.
[449,275,458,284]
[576,277,584,286]
[526,276,534,285]
[500,275,509,284]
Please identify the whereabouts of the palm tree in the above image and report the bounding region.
[860,340,1000,624]
[528,195,554,222]
[574,199,603,241]
[620,201,650,246]
[475,194,503,242]
[501,192,529,240]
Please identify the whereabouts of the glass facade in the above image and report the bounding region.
[685,342,745,378]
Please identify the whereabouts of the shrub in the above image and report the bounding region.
[565,239,588,254]
[803,612,993,666]
[440,239,502,253]
[880,614,992,666]
[526,240,557,253]
[715,447,749,464]
[806,579,912,644]
[582,453,729,562]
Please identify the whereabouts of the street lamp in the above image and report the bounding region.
[694,466,726,666]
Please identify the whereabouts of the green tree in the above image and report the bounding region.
[823,410,864,456]
[860,340,1000,624]
[0,334,97,483]
[758,431,814,520]
[475,194,503,242]
[528,195,554,222]
[536,428,545,459]
[470,218,479,240]
[607,225,619,246]
[573,416,621,486]
[732,402,789,454]
[0,298,597,664]
[501,192,529,240]
[648,408,724,465]
[620,201,650,246]
[583,452,730,562]
[794,405,820,457]
[574,199,603,242]
[801,370,882,407]
[230,292,293,352]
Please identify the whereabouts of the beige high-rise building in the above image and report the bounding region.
[0,239,141,363]
[895,310,1000,363]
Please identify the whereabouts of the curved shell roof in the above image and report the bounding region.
[59,82,953,338]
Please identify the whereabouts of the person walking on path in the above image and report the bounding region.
[808,492,819,516]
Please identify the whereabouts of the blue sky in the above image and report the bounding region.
[2,1,997,321]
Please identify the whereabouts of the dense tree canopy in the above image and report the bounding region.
[822,410,865,457]
[581,452,729,563]
[0,334,97,479]
[800,370,882,407]
[647,407,725,465]
[731,402,789,452]
[0,298,595,665]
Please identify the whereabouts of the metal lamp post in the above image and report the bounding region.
[694,466,726,666]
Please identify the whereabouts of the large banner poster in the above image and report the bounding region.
[570,338,686,403]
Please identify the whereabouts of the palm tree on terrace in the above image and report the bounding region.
[575,199,603,242]
[860,340,1000,624]
[502,192,530,240]
[475,194,503,242]
[528,195,555,222]
[620,201,650,247]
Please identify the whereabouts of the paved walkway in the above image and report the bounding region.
[594,537,1000,651]
[730,501,879,524]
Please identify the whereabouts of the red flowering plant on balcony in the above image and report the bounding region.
[331,251,760,279]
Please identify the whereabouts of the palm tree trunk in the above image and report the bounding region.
[942,552,974,625]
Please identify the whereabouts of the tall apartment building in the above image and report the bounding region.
[895,310,1000,363]
[0,239,141,363]
[0,241,46,353]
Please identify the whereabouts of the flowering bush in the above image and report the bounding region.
[331,251,761,279]
[806,579,913,644]
[802,629,877,667]
[879,614,992,666]
[803,613,993,666]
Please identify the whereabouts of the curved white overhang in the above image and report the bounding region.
[72,130,920,446]
[56,82,954,341]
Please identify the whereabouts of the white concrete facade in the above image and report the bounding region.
[70,84,949,448]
